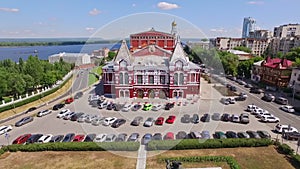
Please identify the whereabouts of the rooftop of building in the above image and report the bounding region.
[262,56,293,69]
[49,52,90,58]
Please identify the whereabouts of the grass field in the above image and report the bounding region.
[147,146,294,169]
[0,151,137,169]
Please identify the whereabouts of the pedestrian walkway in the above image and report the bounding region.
[136,145,147,169]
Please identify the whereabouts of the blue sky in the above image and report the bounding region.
[0,0,299,38]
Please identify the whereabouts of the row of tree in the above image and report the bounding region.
[0,56,73,100]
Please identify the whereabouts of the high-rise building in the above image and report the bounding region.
[242,17,256,38]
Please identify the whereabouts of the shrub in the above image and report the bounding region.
[277,143,294,155]
[147,138,273,151]
[292,154,300,167]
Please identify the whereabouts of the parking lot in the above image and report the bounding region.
[1,77,292,148]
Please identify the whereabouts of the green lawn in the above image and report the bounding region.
[88,74,98,86]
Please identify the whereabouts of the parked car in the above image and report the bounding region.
[77,114,89,123]
[91,117,104,126]
[143,117,154,127]
[190,131,202,139]
[38,134,53,143]
[85,115,100,123]
[262,93,275,102]
[74,92,83,99]
[225,131,238,138]
[25,107,37,114]
[237,80,246,85]
[37,109,52,117]
[275,97,288,105]
[111,119,126,128]
[229,86,237,91]
[131,116,143,126]
[250,87,264,94]
[164,132,174,140]
[152,133,162,140]
[0,125,12,135]
[128,133,139,142]
[166,115,176,124]
[283,132,300,140]
[251,108,265,115]
[98,101,109,109]
[26,134,43,144]
[244,83,253,88]
[220,98,230,105]
[105,134,117,142]
[121,103,132,112]
[280,105,295,113]
[142,103,153,111]
[257,130,271,138]
[115,133,128,142]
[176,131,187,139]
[106,102,115,110]
[155,117,164,125]
[114,104,124,111]
[73,134,85,142]
[201,114,210,122]
[237,132,250,138]
[246,131,261,139]
[181,114,191,123]
[214,131,227,139]
[70,112,85,121]
[261,116,280,123]
[247,104,259,112]
[83,134,96,142]
[240,113,250,124]
[13,134,31,144]
[212,113,221,121]
[56,109,71,118]
[255,111,274,118]
[275,124,298,133]
[131,104,142,111]
[165,102,175,110]
[191,114,200,124]
[53,103,65,110]
[141,133,152,145]
[15,116,33,127]
[228,97,236,104]
[49,135,64,143]
[94,134,107,142]
[231,114,240,123]
[65,97,74,104]
[152,104,163,111]
[201,130,211,139]
[103,117,118,126]
[62,133,75,142]
[221,113,230,122]
[63,112,75,120]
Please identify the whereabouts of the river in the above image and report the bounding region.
[0,43,114,62]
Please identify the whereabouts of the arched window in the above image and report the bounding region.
[174,73,178,85]
[125,73,129,84]
[119,73,123,84]
[119,72,129,85]
[179,73,184,85]
[174,73,184,85]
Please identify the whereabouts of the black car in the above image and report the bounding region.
[261,93,274,102]
[201,113,210,122]
[226,84,232,88]
[191,114,200,124]
[111,119,126,128]
[257,130,271,139]
[115,133,128,142]
[26,134,43,144]
[83,134,96,142]
[176,131,187,139]
[221,113,231,122]
[127,133,139,142]
[152,133,163,140]
[106,103,115,110]
[25,107,37,114]
[70,112,84,121]
[229,86,237,91]
[74,92,83,99]
[245,83,253,88]
[131,116,143,126]
[250,87,264,94]
[131,104,142,111]
[15,116,34,127]
[52,103,65,110]
[165,102,175,110]
[225,131,238,138]
[114,104,124,111]
[181,114,191,123]
[246,131,261,139]
[62,133,75,142]
[49,135,64,143]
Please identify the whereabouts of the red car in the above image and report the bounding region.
[166,115,176,124]
[13,134,31,144]
[155,117,164,125]
[164,132,174,140]
[72,134,85,142]
[65,97,74,104]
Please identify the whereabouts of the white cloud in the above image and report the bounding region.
[132,3,136,7]
[157,2,180,10]
[0,7,19,12]
[85,27,95,33]
[247,1,264,5]
[89,8,101,16]
[210,28,227,33]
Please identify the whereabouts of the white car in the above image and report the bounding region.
[152,104,163,111]
[255,111,274,118]
[77,114,89,123]
[91,117,104,126]
[231,114,240,123]
[261,116,280,123]
[103,117,118,126]
[56,109,71,118]
[275,124,298,133]
[247,104,259,112]
[37,134,53,143]
[88,95,100,102]
[85,115,100,123]
[0,125,12,135]
[121,104,132,112]
[228,97,236,104]
[63,112,75,120]
[251,108,266,115]
[98,101,108,109]
[94,134,107,142]
[280,105,295,113]
[37,109,52,117]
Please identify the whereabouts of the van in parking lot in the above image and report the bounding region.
[275,124,298,133]
[275,97,288,105]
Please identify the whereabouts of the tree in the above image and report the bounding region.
[233,46,252,53]
[218,51,239,76]
[237,56,264,78]
[42,71,57,87]
[7,73,26,98]
[24,55,43,87]
[286,47,300,61]
[107,51,116,61]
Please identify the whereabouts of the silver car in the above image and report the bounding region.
[92,117,104,126]
[77,114,89,123]
[143,117,154,127]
